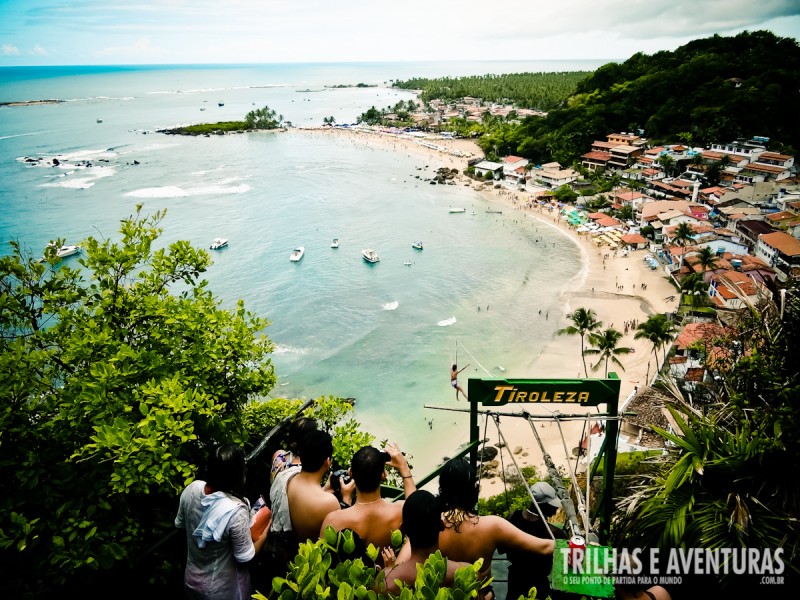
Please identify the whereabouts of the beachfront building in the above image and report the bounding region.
[472,160,504,180]
[502,155,529,187]
[530,162,579,188]
[755,231,800,281]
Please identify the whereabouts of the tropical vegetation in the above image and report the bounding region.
[611,284,800,592]
[159,104,285,135]
[393,71,592,110]
[0,208,371,598]
[556,308,603,377]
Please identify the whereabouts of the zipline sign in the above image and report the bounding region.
[468,377,620,407]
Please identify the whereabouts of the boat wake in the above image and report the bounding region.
[437,316,457,327]
[382,301,399,311]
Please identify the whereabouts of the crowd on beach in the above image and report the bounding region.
[175,415,673,600]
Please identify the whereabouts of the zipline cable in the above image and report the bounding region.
[490,413,556,540]
[457,340,495,378]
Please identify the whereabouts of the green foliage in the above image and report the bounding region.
[259,528,485,600]
[611,289,800,589]
[393,72,592,111]
[245,106,285,130]
[415,31,799,165]
[477,467,543,518]
[0,207,280,596]
[556,308,603,378]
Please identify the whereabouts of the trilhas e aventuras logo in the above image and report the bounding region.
[556,547,787,587]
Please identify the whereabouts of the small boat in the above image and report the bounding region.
[209,238,228,250]
[486,208,503,214]
[96,118,103,124]
[289,246,305,262]
[403,260,412,266]
[412,241,423,250]
[218,101,224,107]
[55,244,82,258]
[362,248,380,263]
[449,207,466,213]
[331,238,340,248]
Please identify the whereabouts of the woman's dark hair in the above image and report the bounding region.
[438,457,479,513]
[287,417,318,454]
[205,443,247,502]
[402,490,442,548]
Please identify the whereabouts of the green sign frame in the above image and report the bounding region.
[467,376,620,543]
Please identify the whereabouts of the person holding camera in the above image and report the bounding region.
[319,441,415,556]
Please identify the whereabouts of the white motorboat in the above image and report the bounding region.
[331,238,340,248]
[210,238,228,250]
[403,260,412,266]
[412,241,423,250]
[55,244,82,258]
[448,207,466,213]
[362,248,380,263]
[289,246,305,262]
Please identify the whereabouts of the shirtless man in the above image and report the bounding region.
[397,457,554,597]
[450,364,469,401]
[285,430,352,543]
[319,442,415,552]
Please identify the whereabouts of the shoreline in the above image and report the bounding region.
[289,126,680,497]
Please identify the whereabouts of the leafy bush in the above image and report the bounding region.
[257,527,486,600]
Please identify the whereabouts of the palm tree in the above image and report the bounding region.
[584,328,632,376]
[671,222,696,268]
[694,246,719,273]
[680,272,709,308]
[556,308,603,377]
[657,154,676,177]
[634,314,677,374]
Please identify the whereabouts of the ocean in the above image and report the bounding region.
[0,61,605,476]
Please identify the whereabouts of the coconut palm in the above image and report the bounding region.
[680,272,709,308]
[671,222,696,268]
[556,308,603,377]
[694,246,719,273]
[584,328,632,377]
[634,314,677,372]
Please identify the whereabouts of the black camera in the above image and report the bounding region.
[330,468,351,492]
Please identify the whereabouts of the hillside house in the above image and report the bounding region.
[756,231,800,281]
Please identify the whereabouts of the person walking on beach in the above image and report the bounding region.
[451,364,469,401]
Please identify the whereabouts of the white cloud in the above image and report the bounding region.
[31,45,48,56]
[2,44,21,56]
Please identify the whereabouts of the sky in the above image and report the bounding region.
[1,0,799,66]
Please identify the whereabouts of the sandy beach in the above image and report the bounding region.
[291,126,680,497]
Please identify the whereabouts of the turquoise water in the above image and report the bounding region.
[0,62,591,474]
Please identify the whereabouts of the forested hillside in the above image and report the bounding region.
[393,71,591,110]
[472,31,800,165]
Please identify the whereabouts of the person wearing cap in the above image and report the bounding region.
[500,481,569,600]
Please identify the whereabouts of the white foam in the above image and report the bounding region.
[382,301,399,311]
[126,183,250,199]
[41,178,96,189]
[127,186,189,198]
[437,316,457,327]
[273,344,309,355]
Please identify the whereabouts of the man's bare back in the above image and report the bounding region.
[287,471,341,543]
[321,500,403,549]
